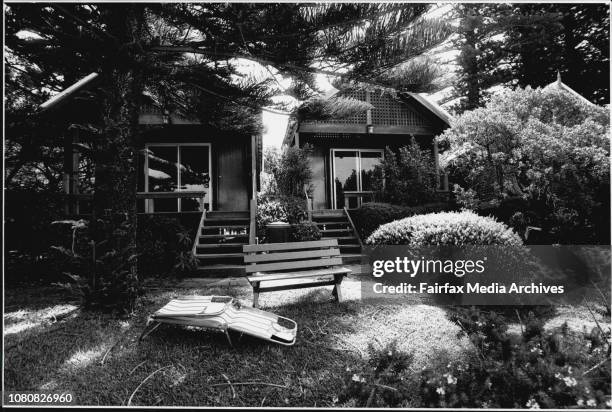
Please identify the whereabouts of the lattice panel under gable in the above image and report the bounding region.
[370,92,429,127]
[310,89,368,124]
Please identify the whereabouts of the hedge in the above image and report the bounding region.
[350,202,453,241]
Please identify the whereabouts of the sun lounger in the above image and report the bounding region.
[139,295,297,346]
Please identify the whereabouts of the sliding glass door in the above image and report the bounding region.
[331,149,383,209]
[143,143,212,212]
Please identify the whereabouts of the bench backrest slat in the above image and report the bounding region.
[244,248,340,263]
[245,257,343,274]
[243,239,336,253]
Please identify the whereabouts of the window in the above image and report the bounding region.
[331,149,383,209]
[140,143,212,212]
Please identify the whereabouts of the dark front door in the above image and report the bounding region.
[217,141,248,211]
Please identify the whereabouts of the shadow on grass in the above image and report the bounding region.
[4,286,366,407]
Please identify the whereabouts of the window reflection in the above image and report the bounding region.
[143,145,211,212]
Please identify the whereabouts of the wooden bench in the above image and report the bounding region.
[243,239,351,308]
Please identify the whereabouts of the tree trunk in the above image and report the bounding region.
[89,5,146,313]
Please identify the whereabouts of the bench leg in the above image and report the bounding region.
[332,275,344,303]
[252,282,260,309]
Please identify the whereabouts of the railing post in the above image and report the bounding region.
[250,134,258,244]
[304,187,312,222]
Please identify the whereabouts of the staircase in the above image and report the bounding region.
[311,209,363,264]
[193,211,250,276]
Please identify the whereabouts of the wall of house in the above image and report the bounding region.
[140,125,252,212]
[301,133,437,209]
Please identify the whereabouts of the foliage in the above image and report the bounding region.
[441,86,610,243]
[256,195,308,242]
[350,202,452,240]
[366,210,522,247]
[371,140,440,207]
[505,3,610,105]
[337,341,417,407]
[290,222,321,242]
[297,96,372,121]
[449,3,609,111]
[452,184,479,210]
[50,218,141,314]
[335,306,610,408]
[451,3,510,112]
[137,216,197,277]
[271,144,314,198]
[418,308,611,408]
[50,216,196,311]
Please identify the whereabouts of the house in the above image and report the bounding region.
[40,73,262,273]
[281,86,452,261]
[283,86,452,211]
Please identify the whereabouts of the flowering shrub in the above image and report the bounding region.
[337,341,418,407]
[366,210,523,246]
[335,310,611,408]
[419,308,611,408]
[440,86,610,243]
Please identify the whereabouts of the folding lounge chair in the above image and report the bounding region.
[139,295,297,346]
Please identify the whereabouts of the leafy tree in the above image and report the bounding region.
[440,86,610,243]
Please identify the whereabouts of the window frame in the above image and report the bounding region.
[329,148,384,209]
[143,142,213,212]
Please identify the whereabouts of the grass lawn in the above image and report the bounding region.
[4,275,608,407]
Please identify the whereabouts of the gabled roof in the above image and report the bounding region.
[323,87,452,126]
[543,72,594,106]
[402,92,452,126]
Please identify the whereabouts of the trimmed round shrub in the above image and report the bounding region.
[366,210,522,246]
